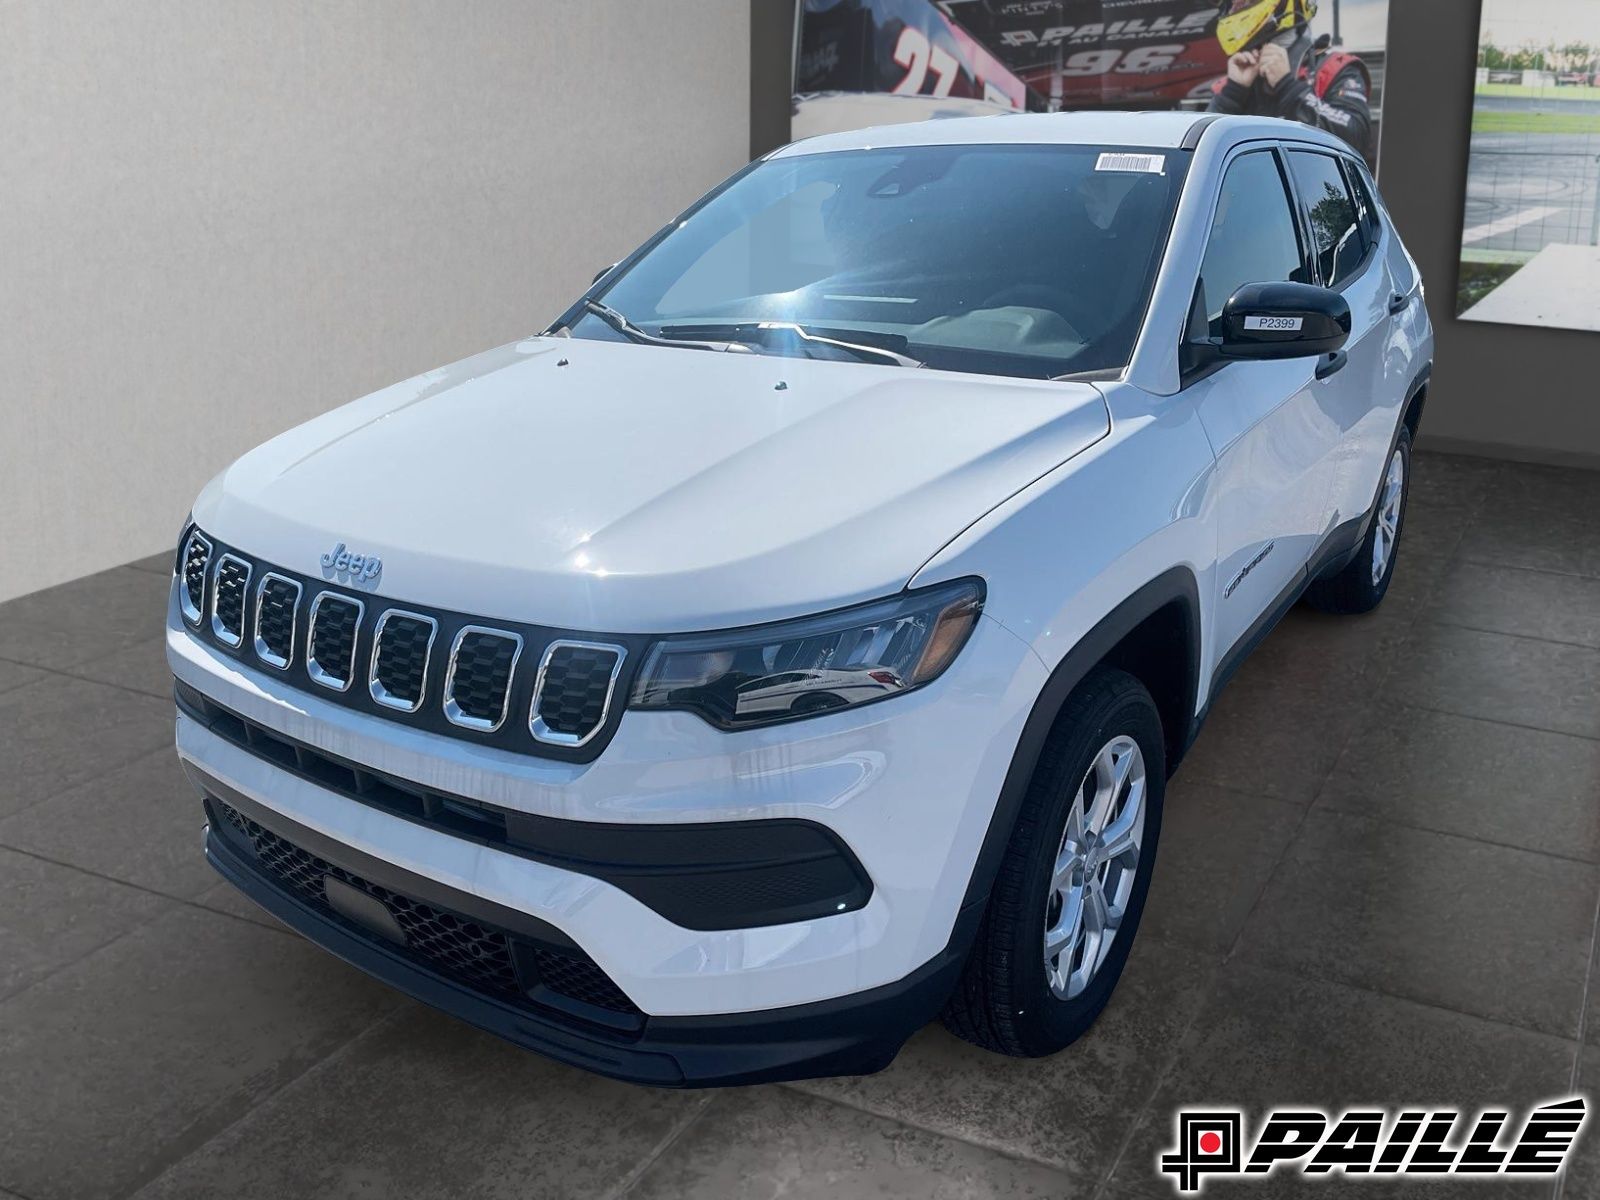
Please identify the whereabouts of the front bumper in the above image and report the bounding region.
[202,780,979,1087]
[169,586,1047,1018]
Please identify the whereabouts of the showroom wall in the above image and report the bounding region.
[1380,0,1600,468]
[1,1,749,602]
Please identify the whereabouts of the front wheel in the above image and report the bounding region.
[943,667,1165,1057]
[1304,426,1411,615]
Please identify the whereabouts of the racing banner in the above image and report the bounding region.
[793,0,1389,168]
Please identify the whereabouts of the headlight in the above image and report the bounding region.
[629,578,984,730]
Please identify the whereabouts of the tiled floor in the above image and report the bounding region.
[2,452,1598,1199]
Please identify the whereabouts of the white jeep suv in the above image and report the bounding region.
[170,111,1431,1086]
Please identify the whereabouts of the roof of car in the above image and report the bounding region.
[770,111,1350,159]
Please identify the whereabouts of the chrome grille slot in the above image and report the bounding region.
[180,530,212,625]
[369,610,437,713]
[444,627,522,731]
[253,573,301,669]
[210,554,252,647]
[307,593,364,691]
[530,641,625,747]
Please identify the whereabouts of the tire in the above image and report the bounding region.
[943,667,1165,1057]
[1304,426,1411,615]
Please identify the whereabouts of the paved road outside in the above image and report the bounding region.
[1462,129,1600,255]
[3,453,1600,1199]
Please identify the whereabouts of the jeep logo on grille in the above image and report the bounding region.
[320,541,383,586]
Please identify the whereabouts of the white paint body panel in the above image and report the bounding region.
[175,113,1434,1017]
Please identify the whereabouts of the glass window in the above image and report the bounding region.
[1343,157,1382,247]
[1194,151,1307,334]
[572,144,1190,380]
[1287,151,1367,287]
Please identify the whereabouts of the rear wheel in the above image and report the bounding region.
[943,668,1165,1057]
[1305,427,1411,615]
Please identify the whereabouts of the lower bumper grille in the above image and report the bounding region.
[212,799,640,1023]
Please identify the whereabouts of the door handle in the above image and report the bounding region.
[1315,350,1348,380]
[1388,291,1410,315]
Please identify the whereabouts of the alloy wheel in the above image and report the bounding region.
[1042,734,1147,1000]
[1371,447,1405,585]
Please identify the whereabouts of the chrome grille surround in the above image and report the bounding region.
[180,530,213,626]
[529,640,627,747]
[443,626,524,732]
[306,591,366,692]
[252,572,302,670]
[209,554,252,648]
[368,609,439,713]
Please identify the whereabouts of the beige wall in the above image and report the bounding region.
[1,1,750,601]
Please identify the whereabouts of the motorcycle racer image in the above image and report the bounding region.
[1207,0,1373,155]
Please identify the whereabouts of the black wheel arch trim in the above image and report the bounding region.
[958,567,1201,915]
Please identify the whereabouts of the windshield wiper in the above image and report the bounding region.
[581,300,746,354]
[657,321,924,369]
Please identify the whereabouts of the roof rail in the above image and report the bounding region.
[1180,114,1223,149]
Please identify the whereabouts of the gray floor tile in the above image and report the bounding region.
[1491,462,1600,515]
[1383,624,1600,742]
[194,878,288,933]
[1402,499,1476,559]
[1142,782,1302,954]
[66,636,172,699]
[632,1087,1085,1200]
[132,1005,707,1200]
[1407,451,1504,510]
[1562,1046,1600,1193]
[1458,503,1600,580]
[1179,608,1401,803]
[0,659,45,695]
[1235,809,1598,1038]
[0,905,399,1200]
[1319,705,1600,862]
[1428,561,1600,650]
[0,749,215,899]
[0,674,173,820]
[0,565,171,669]
[0,847,177,1002]
[1107,963,1576,1199]
[791,934,1216,1180]
[126,552,175,576]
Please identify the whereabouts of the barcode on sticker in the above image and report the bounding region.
[1243,315,1302,331]
[1095,152,1165,174]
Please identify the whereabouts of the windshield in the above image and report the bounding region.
[562,143,1189,380]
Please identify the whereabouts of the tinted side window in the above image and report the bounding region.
[1195,152,1306,333]
[1344,158,1382,246]
[1287,151,1365,287]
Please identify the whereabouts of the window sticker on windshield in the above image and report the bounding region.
[1095,152,1165,175]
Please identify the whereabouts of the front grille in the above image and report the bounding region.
[531,946,637,1012]
[180,531,212,624]
[308,594,363,691]
[445,628,522,730]
[253,574,300,669]
[369,611,436,712]
[211,555,251,647]
[214,799,640,1018]
[175,529,641,762]
[532,641,624,745]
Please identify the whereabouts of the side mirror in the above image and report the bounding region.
[1218,281,1350,360]
[592,262,619,284]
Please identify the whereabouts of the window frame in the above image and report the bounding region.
[1281,146,1378,292]
[1178,142,1312,387]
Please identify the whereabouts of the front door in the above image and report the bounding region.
[1183,147,1340,659]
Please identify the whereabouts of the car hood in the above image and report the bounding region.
[195,336,1109,632]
